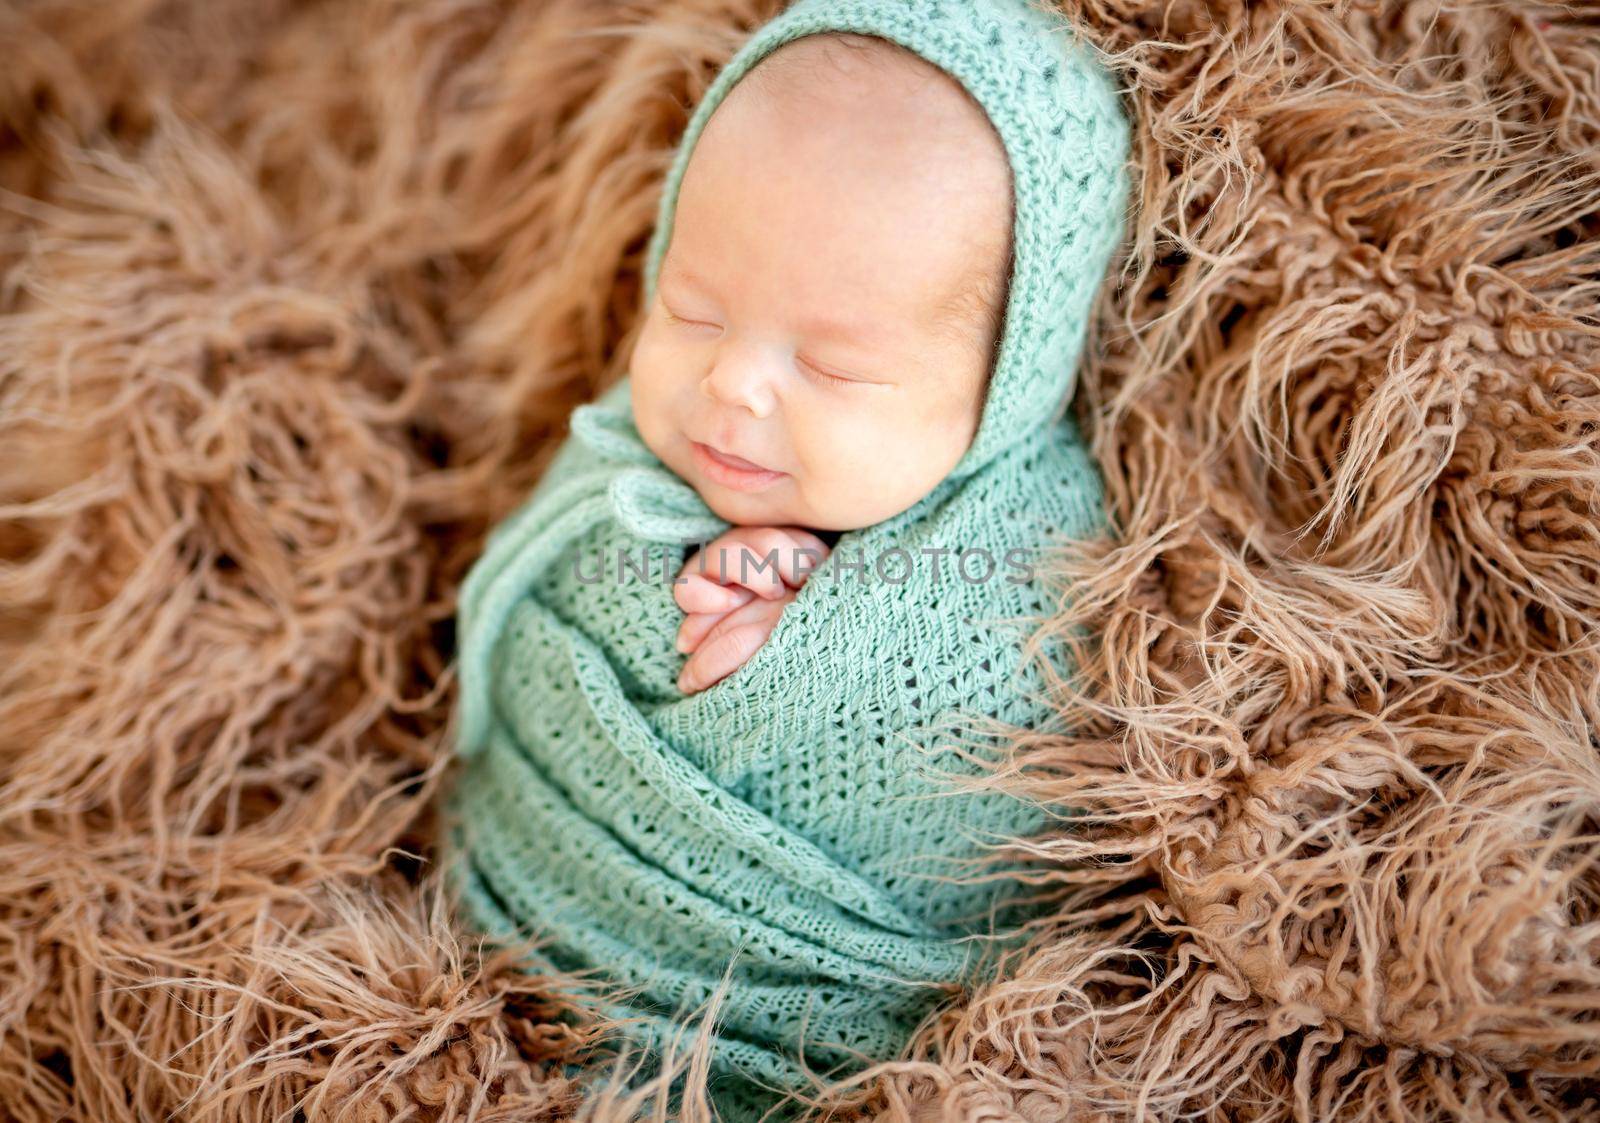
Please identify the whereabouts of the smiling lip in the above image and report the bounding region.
[690,441,787,491]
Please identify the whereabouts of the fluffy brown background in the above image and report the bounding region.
[2,0,1597,1119]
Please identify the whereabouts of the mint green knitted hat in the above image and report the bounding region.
[641,0,1131,486]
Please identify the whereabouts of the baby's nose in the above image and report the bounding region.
[699,350,778,418]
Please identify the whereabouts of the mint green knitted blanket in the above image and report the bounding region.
[444,0,1130,1117]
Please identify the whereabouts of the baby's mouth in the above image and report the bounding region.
[699,443,771,472]
[689,441,787,491]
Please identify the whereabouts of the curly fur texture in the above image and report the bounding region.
[1,1,1596,1119]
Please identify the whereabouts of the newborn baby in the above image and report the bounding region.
[634,31,1015,694]
[446,1,1130,1118]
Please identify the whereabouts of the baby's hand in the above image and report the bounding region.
[674,526,830,694]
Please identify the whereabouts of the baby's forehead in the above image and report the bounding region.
[738,32,1006,172]
[677,32,1014,349]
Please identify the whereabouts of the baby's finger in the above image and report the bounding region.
[750,528,829,590]
[713,531,825,597]
[676,594,791,693]
[780,526,831,560]
[677,620,771,694]
[678,543,709,581]
[679,542,753,586]
[675,610,727,654]
[673,571,756,614]
[692,543,784,597]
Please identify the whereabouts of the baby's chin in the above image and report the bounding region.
[695,483,885,534]
[694,483,798,529]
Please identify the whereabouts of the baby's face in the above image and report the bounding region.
[631,36,1012,532]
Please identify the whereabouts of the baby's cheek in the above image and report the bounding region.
[630,320,686,407]
[819,397,975,526]
[789,412,889,526]
[630,363,683,469]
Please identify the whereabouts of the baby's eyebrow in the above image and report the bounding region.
[930,259,1007,350]
[793,309,892,347]
[931,271,989,335]
[663,253,893,350]
[660,254,707,293]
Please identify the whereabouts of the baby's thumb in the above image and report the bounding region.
[677,623,766,693]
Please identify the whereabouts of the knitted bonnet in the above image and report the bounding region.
[641,0,1131,487]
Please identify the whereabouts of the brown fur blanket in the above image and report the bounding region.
[2,1,1597,1119]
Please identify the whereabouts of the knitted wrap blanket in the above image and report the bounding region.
[444,0,1130,1115]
